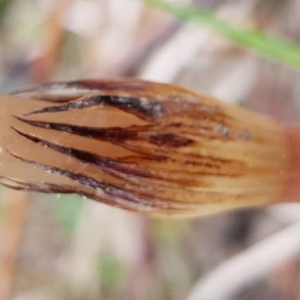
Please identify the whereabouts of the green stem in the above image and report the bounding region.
[145,0,300,70]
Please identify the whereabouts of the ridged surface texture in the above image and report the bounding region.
[0,79,288,216]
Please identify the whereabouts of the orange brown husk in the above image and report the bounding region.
[0,79,289,216]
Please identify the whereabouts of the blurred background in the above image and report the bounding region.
[1,0,300,299]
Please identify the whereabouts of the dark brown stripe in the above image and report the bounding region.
[8,151,155,206]
[0,177,76,194]
[16,117,193,148]
[148,133,193,147]
[17,117,139,139]
[8,149,194,211]
[63,80,152,93]
[12,127,243,178]
[25,94,164,120]
[11,127,125,169]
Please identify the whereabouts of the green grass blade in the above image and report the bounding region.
[146,0,300,69]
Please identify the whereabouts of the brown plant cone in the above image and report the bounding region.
[0,79,294,217]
